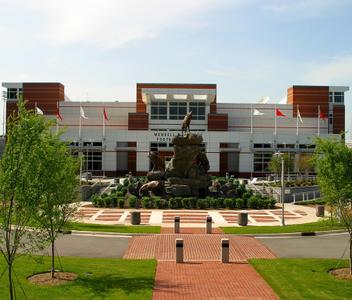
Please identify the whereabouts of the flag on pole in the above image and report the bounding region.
[36,106,44,115]
[275,108,287,118]
[103,107,109,121]
[253,108,264,116]
[297,108,303,124]
[319,110,327,121]
[56,107,63,121]
[80,106,88,119]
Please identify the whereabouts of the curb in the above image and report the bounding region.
[69,229,347,238]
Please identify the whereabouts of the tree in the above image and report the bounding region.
[33,132,79,278]
[268,153,294,178]
[0,101,49,299]
[313,136,352,274]
[297,154,314,178]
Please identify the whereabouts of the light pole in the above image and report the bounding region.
[274,151,285,226]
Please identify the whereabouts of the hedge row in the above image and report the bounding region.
[91,194,276,210]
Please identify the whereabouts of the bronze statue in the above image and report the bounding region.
[139,180,162,196]
[148,152,165,171]
[181,111,192,134]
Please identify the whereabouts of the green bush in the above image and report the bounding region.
[141,196,155,209]
[197,198,209,209]
[111,195,118,208]
[104,196,112,208]
[118,197,125,208]
[168,198,179,209]
[91,194,99,206]
[120,187,127,196]
[182,198,192,209]
[154,196,165,209]
[248,195,259,209]
[128,195,137,209]
[236,198,245,209]
[224,198,235,209]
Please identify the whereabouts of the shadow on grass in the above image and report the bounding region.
[75,274,154,297]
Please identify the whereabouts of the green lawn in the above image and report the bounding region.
[221,219,345,234]
[250,258,352,300]
[0,256,156,300]
[66,222,161,234]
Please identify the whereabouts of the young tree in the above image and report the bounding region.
[33,133,79,278]
[0,101,49,299]
[297,154,314,178]
[268,153,294,178]
[313,137,352,274]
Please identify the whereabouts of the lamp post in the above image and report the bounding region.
[274,151,285,226]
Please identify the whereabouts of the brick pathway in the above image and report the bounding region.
[153,262,279,300]
[160,227,223,234]
[75,204,316,226]
[123,234,276,262]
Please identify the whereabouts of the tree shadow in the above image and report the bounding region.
[74,274,155,297]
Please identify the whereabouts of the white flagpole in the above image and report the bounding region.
[274,104,277,136]
[103,109,105,139]
[56,101,59,134]
[250,104,253,134]
[318,105,320,136]
[79,104,82,140]
[296,104,299,136]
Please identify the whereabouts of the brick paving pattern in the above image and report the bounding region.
[125,211,152,224]
[160,227,223,234]
[123,234,276,262]
[162,210,211,224]
[153,262,279,300]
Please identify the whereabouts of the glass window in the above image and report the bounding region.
[150,101,167,120]
[189,102,206,120]
[253,153,272,172]
[329,92,333,103]
[169,102,187,120]
[334,92,344,103]
[7,88,22,100]
[253,143,272,149]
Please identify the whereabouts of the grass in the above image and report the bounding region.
[221,219,345,234]
[0,255,156,300]
[65,222,161,234]
[250,258,352,300]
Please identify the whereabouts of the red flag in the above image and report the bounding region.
[56,107,63,121]
[103,107,109,121]
[275,108,287,118]
[319,110,327,121]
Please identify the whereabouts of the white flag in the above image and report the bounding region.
[253,108,264,116]
[80,106,88,119]
[297,108,303,124]
[36,106,44,115]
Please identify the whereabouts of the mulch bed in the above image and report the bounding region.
[28,272,78,286]
[330,268,352,281]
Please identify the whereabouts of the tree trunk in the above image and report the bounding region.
[8,263,13,300]
[51,240,55,278]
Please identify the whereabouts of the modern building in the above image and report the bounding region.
[1,82,349,177]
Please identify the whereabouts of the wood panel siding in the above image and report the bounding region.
[136,83,217,113]
[128,113,149,130]
[333,105,345,134]
[6,83,64,118]
[208,113,228,131]
[219,152,228,175]
[287,86,329,118]
[127,142,137,174]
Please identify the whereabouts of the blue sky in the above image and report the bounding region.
[0,0,351,138]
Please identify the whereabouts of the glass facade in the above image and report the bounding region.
[169,102,187,120]
[253,152,272,172]
[189,102,205,120]
[151,101,167,120]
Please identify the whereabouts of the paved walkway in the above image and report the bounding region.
[123,233,278,299]
[153,262,279,300]
[76,203,317,227]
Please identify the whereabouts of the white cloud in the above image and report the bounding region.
[0,0,232,49]
[263,0,340,17]
[304,55,352,85]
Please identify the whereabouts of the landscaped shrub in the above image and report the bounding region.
[127,195,137,209]
[248,195,259,209]
[154,196,166,209]
[224,198,235,209]
[182,198,192,209]
[118,197,125,208]
[236,198,245,209]
[168,198,179,209]
[104,196,112,208]
[115,191,124,197]
[197,198,209,209]
[120,187,128,196]
[91,194,99,207]
[111,195,118,208]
